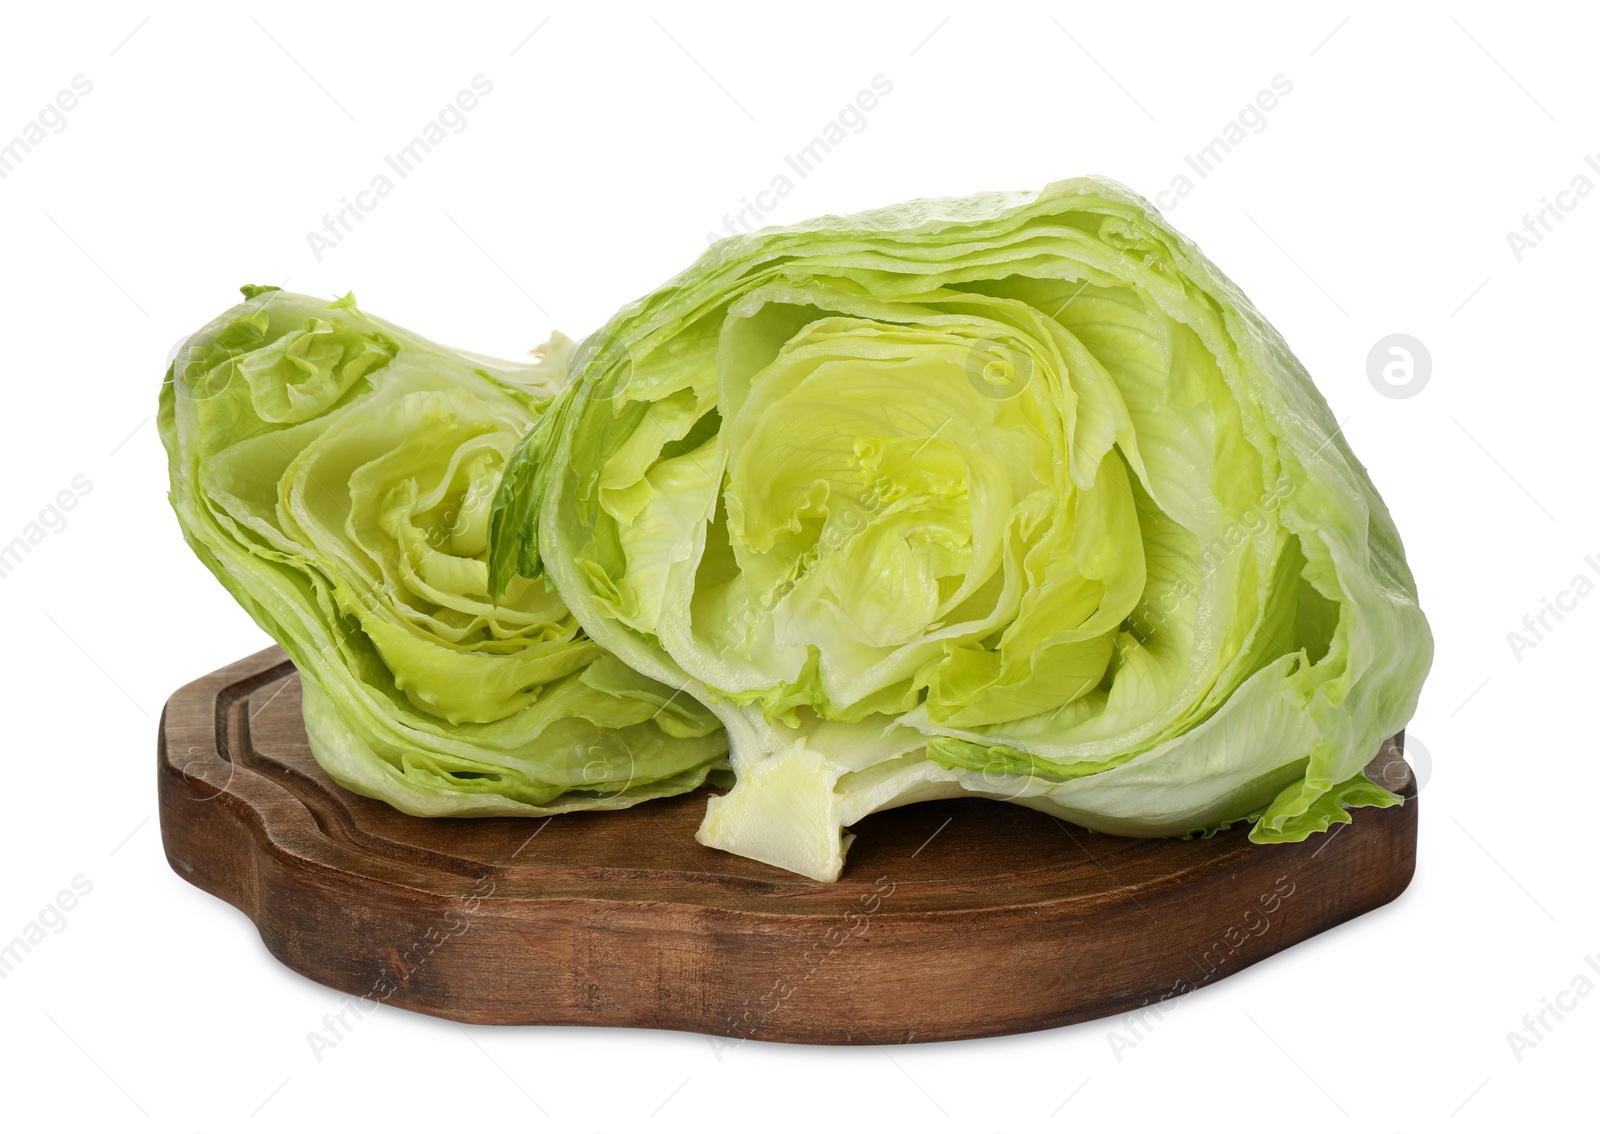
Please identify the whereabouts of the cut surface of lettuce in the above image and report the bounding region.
[162,288,727,817]
[491,177,1433,881]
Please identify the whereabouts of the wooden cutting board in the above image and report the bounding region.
[158,647,1417,1044]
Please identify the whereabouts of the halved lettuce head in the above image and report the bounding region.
[161,287,727,816]
[491,177,1433,881]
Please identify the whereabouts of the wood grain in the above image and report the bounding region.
[158,647,1418,1044]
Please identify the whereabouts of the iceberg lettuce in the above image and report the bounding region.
[490,177,1433,881]
[162,287,727,817]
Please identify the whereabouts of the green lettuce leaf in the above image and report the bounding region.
[162,287,727,816]
[491,177,1433,881]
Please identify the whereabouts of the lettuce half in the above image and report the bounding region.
[162,287,728,816]
[491,177,1433,881]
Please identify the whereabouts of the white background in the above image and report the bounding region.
[1,2,1594,1130]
